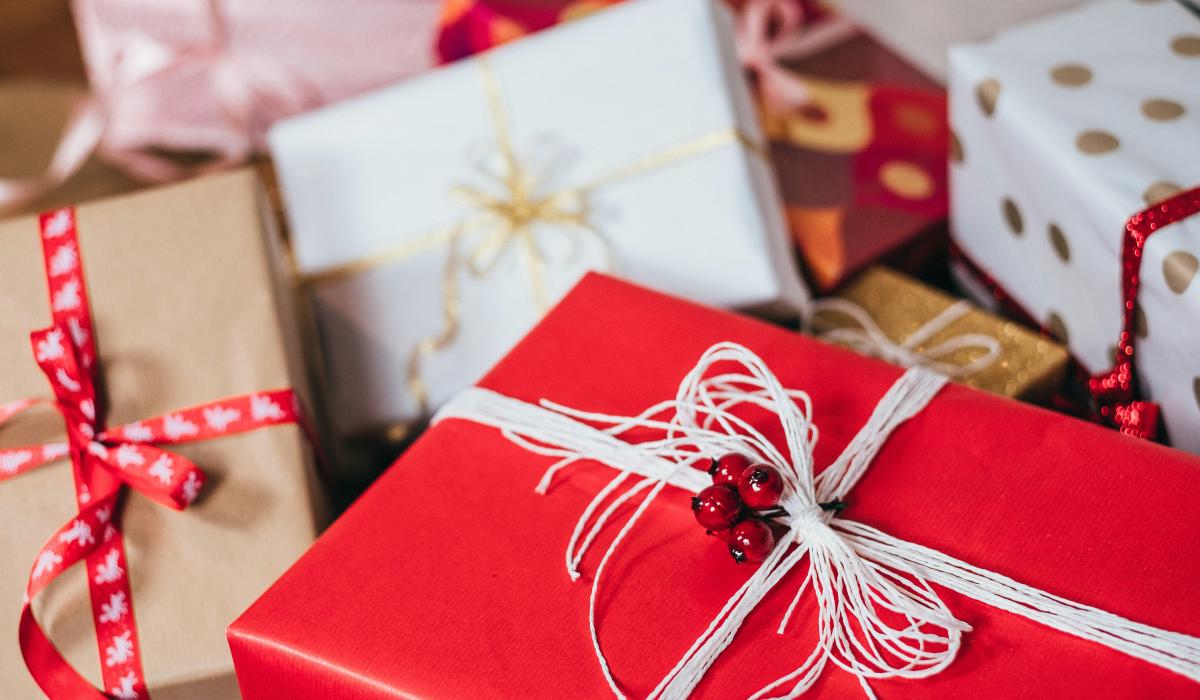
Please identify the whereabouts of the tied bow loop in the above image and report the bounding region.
[97,32,322,182]
[30,323,206,511]
[735,0,858,116]
[811,298,1002,380]
[450,178,593,281]
[437,341,1200,697]
[436,343,972,698]
[0,16,321,213]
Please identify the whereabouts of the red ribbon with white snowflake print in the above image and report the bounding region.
[0,207,310,700]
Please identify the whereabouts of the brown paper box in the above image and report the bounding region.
[812,266,1069,401]
[0,170,325,698]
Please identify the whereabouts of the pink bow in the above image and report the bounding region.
[735,0,857,115]
[0,30,320,214]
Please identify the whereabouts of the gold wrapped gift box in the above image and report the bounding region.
[812,266,1068,401]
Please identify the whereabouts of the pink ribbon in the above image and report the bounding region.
[0,25,321,214]
[735,0,858,115]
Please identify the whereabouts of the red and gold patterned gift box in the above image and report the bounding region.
[230,274,1200,698]
[0,171,325,699]
[762,35,949,290]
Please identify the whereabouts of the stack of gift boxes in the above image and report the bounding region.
[0,0,1197,697]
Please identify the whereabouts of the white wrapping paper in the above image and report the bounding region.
[270,0,809,436]
[833,0,1091,82]
[950,0,1200,452]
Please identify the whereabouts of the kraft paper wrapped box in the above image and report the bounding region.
[812,267,1069,401]
[0,171,325,698]
[949,0,1200,452]
[229,274,1200,698]
[271,0,808,438]
[71,0,442,155]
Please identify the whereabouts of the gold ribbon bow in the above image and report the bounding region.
[301,56,767,417]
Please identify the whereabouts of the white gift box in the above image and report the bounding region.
[270,0,809,437]
[834,0,1091,81]
[949,0,1200,452]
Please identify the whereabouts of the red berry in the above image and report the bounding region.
[691,485,742,530]
[737,464,784,510]
[728,520,775,563]
[708,453,751,486]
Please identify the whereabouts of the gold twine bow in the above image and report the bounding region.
[301,56,767,418]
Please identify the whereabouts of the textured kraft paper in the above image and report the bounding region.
[0,81,142,218]
[0,170,324,699]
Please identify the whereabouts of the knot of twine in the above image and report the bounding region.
[435,341,1200,698]
[447,142,601,307]
[811,298,1002,380]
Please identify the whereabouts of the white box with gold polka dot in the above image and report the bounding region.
[949,0,1200,452]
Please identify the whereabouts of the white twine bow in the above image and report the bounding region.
[435,341,1200,698]
[810,299,1002,379]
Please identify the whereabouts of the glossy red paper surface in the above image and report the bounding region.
[230,274,1200,699]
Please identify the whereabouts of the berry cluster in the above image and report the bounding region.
[691,453,786,564]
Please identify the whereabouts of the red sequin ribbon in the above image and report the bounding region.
[1087,187,1200,441]
[1,207,308,699]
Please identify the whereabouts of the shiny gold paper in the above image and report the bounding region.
[0,171,325,699]
[812,266,1069,401]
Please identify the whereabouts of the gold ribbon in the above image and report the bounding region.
[300,56,767,417]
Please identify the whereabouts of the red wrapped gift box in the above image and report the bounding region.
[229,274,1200,698]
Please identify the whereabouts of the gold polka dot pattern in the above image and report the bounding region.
[976,78,1001,116]
[1002,198,1024,235]
[1050,64,1092,86]
[1076,130,1120,154]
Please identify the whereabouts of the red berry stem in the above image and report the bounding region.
[746,507,789,521]
[744,500,847,522]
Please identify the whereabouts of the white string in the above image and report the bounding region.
[811,298,1001,379]
[433,341,1200,697]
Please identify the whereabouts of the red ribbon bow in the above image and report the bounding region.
[1087,186,1200,441]
[1,208,309,699]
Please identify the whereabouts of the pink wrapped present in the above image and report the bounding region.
[0,0,442,212]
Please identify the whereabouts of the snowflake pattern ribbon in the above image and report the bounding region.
[2,207,308,699]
